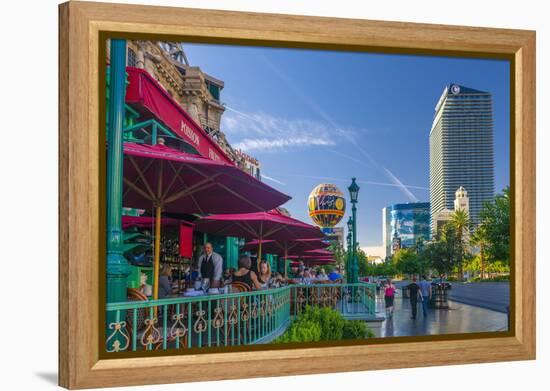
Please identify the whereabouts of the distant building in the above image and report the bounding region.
[431,208,453,239]
[382,202,430,258]
[429,83,494,230]
[382,207,392,260]
[431,187,471,239]
[235,149,261,180]
[322,227,345,248]
[454,186,470,214]
[121,40,262,176]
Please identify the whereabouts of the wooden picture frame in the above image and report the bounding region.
[59,1,536,389]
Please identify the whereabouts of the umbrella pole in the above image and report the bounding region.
[257,221,263,272]
[153,205,162,301]
[284,247,288,278]
[258,237,262,267]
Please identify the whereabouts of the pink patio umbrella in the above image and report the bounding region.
[298,255,336,266]
[195,209,325,272]
[122,142,291,299]
[302,248,334,257]
[122,215,181,230]
[300,255,335,261]
[241,238,331,277]
[241,238,329,255]
[290,259,335,267]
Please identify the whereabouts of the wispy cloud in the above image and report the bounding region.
[270,173,429,191]
[260,174,286,186]
[258,54,420,201]
[382,167,419,202]
[235,137,334,152]
[222,108,348,153]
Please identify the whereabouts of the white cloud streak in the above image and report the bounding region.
[235,137,334,152]
[258,54,420,202]
[271,173,429,191]
[260,174,286,185]
[222,108,345,153]
[382,167,420,202]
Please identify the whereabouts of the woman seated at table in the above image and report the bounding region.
[158,264,176,298]
[301,268,314,284]
[258,260,272,288]
[232,255,262,291]
[270,272,287,288]
[316,268,329,281]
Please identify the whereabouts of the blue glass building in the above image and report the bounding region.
[382,202,430,258]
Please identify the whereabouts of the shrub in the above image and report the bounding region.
[470,275,509,282]
[275,318,322,343]
[342,320,370,339]
[302,306,345,341]
[275,306,374,343]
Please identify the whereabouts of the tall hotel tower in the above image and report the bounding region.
[429,83,494,232]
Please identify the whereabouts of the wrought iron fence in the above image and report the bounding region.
[105,283,376,353]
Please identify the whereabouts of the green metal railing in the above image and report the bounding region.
[105,283,376,352]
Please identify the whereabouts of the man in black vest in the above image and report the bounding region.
[407,276,423,320]
[197,242,224,288]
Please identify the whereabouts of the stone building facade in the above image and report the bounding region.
[109,40,260,174]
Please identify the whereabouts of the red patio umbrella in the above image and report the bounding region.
[195,209,325,270]
[300,255,335,260]
[305,259,335,264]
[121,215,181,230]
[290,259,335,267]
[241,238,329,256]
[241,238,331,277]
[122,142,291,299]
[302,248,334,257]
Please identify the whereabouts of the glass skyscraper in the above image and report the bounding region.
[382,202,430,259]
[429,83,494,230]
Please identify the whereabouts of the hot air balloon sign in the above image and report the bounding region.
[307,183,346,228]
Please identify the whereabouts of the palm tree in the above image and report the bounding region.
[450,209,470,280]
[471,224,489,280]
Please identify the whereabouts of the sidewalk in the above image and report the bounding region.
[376,295,508,338]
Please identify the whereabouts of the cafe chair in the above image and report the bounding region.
[230,281,252,292]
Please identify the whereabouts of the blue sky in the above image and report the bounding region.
[182,43,510,250]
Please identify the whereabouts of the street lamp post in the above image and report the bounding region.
[348,178,360,283]
[346,217,353,282]
[106,39,131,348]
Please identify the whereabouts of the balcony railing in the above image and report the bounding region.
[105,283,376,353]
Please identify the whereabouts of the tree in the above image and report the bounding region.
[450,209,470,280]
[392,248,425,276]
[479,187,510,265]
[471,224,490,279]
[423,223,460,277]
[356,248,370,277]
[328,242,346,271]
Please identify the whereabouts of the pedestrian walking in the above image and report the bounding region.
[407,277,423,319]
[384,279,396,318]
[419,275,432,317]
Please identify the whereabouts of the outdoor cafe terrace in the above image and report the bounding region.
[104,46,371,353]
[106,281,377,352]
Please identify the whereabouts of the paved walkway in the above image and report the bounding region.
[395,281,510,314]
[376,295,508,338]
[447,282,510,313]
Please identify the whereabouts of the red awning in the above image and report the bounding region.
[303,249,334,257]
[121,215,185,229]
[195,209,325,241]
[123,143,291,214]
[241,239,330,256]
[125,67,234,165]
